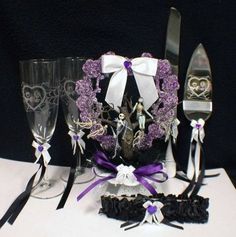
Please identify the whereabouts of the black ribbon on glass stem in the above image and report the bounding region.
[0,161,46,228]
[56,150,78,209]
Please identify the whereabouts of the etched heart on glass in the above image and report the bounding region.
[64,80,77,101]
[22,85,46,111]
[188,76,211,98]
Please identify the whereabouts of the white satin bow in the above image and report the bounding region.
[186,118,206,180]
[68,130,86,155]
[171,118,180,143]
[114,164,137,186]
[165,118,180,143]
[101,55,159,111]
[32,141,51,167]
[140,201,164,225]
[190,118,205,143]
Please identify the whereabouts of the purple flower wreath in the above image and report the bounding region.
[75,52,179,159]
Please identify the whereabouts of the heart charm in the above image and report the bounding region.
[147,205,157,215]
[187,76,211,99]
[64,80,77,101]
[22,85,46,111]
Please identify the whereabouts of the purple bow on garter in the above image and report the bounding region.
[77,151,168,202]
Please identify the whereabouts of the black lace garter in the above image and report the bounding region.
[99,193,209,230]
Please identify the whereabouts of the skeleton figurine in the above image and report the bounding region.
[112,113,131,158]
[132,97,153,130]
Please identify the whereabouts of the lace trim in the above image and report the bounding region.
[100,193,209,224]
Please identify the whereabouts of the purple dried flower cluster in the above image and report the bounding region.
[162,74,179,91]
[148,123,165,140]
[76,53,179,153]
[137,123,166,150]
[156,59,172,80]
[82,59,101,78]
[142,59,179,148]
[160,92,178,108]
[76,79,101,122]
[76,78,93,95]
[96,135,116,151]
[137,134,152,150]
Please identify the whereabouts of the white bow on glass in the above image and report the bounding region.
[140,201,164,225]
[68,130,86,155]
[32,141,51,167]
[101,55,159,111]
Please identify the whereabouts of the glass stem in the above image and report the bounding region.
[42,167,49,184]
[31,166,49,192]
[75,148,83,173]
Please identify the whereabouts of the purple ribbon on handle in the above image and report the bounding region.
[77,151,167,202]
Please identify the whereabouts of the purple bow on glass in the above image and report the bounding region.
[77,151,168,202]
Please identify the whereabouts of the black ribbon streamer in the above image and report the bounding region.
[190,142,206,197]
[175,125,220,197]
[171,136,197,187]
[179,140,198,197]
[180,135,216,197]
[120,218,183,231]
[56,152,78,209]
[0,161,46,228]
[174,128,219,187]
[170,138,195,184]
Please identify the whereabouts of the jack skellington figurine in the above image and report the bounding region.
[112,113,132,158]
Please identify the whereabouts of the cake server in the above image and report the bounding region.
[164,7,181,178]
[183,43,212,180]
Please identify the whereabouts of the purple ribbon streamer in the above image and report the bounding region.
[77,151,167,201]
[134,175,158,195]
[145,171,168,183]
[93,151,117,172]
[77,175,115,202]
[134,163,163,176]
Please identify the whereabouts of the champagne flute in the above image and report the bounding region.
[60,57,95,184]
[20,59,64,199]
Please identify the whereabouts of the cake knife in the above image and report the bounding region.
[183,44,212,180]
[164,7,181,178]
